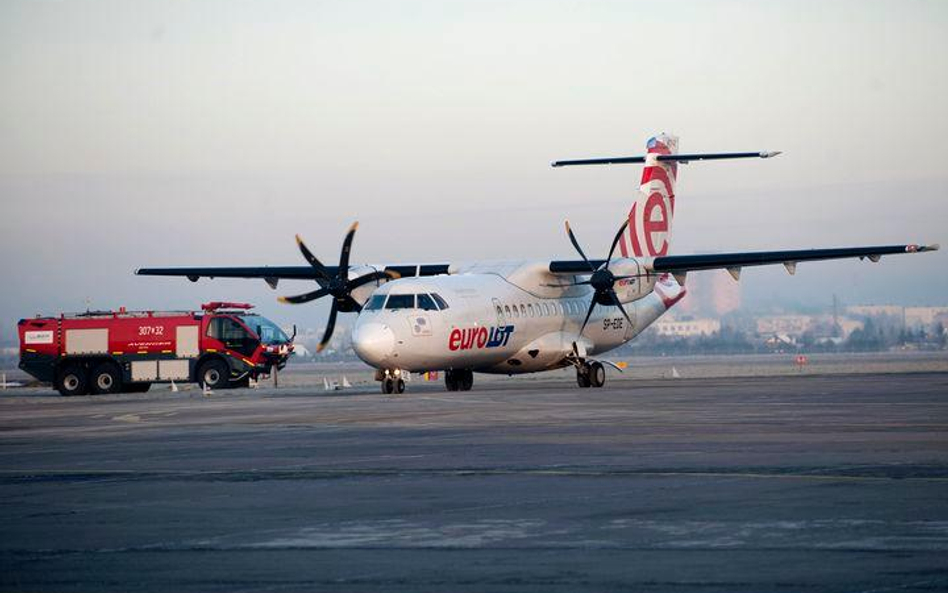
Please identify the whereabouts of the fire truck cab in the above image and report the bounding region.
[18,302,294,396]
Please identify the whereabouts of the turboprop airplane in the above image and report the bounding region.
[137,134,938,393]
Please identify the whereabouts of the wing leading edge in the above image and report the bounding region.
[549,243,939,276]
[135,264,451,286]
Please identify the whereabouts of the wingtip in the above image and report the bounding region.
[760,151,782,158]
[348,221,359,233]
[277,296,291,304]
[316,342,327,353]
[294,234,303,245]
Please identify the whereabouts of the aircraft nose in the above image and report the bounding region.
[352,322,395,366]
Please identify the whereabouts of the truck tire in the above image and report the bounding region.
[90,362,123,395]
[197,359,229,390]
[56,363,88,397]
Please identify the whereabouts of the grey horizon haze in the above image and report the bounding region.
[2,0,946,343]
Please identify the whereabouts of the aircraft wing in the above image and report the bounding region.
[549,243,939,277]
[135,264,451,287]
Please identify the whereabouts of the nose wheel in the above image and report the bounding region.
[382,377,405,394]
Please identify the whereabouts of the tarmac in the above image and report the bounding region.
[1,370,947,592]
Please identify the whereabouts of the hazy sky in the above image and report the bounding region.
[2,0,946,342]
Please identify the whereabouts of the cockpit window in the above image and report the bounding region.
[364,294,387,311]
[431,293,449,310]
[417,294,438,311]
[385,294,415,310]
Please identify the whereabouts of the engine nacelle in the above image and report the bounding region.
[608,258,652,304]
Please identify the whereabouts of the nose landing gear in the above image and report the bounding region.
[377,368,406,394]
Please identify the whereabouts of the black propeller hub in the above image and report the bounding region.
[589,269,615,292]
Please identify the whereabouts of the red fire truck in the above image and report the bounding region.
[18,302,294,396]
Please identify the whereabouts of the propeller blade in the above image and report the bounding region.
[565,221,595,271]
[337,221,358,276]
[579,298,597,335]
[605,218,630,265]
[608,290,634,326]
[347,269,400,291]
[295,234,332,285]
[277,286,331,305]
[316,301,339,352]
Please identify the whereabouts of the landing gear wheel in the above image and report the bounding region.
[90,362,123,395]
[446,370,473,392]
[445,371,459,392]
[197,359,228,390]
[56,363,88,397]
[382,378,395,394]
[589,361,606,388]
[395,378,405,394]
[459,370,474,391]
[576,367,591,388]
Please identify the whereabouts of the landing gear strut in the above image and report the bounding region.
[576,361,605,388]
[445,369,473,392]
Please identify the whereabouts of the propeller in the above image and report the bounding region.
[563,219,640,336]
[278,222,398,352]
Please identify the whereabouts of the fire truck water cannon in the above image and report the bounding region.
[18,302,294,396]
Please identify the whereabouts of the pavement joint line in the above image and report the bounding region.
[2,469,947,482]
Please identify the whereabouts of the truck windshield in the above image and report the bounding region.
[240,315,290,344]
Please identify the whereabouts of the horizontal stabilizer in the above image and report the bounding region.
[552,151,779,167]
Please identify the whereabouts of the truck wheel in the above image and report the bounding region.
[197,359,229,390]
[56,363,88,397]
[90,362,123,395]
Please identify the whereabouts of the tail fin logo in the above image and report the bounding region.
[620,134,679,258]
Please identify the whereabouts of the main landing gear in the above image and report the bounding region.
[576,360,606,389]
[445,369,473,392]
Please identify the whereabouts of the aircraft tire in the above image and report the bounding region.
[445,371,459,392]
[459,370,473,391]
[589,362,605,388]
[395,378,405,394]
[576,367,591,388]
[382,378,395,394]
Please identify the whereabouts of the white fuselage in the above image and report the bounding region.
[351,261,685,374]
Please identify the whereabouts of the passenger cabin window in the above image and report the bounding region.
[504,305,511,317]
[431,293,449,310]
[386,294,415,310]
[364,294,387,311]
[520,304,526,317]
[417,294,438,311]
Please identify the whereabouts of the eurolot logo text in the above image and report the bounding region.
[448,325,514,351]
